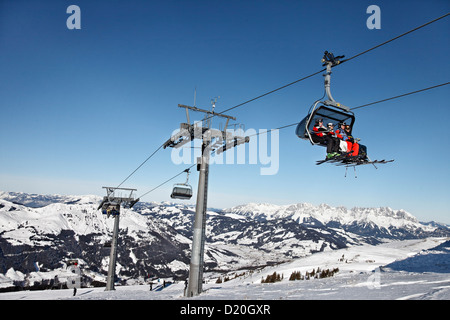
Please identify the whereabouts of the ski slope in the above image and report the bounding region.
[1,237,448,300]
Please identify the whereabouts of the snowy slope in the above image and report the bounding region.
[1,191,449,293]
[0,237,448,300]
[0,194,193,284]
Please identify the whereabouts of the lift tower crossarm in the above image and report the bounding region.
[97,187,138,210]
[178,104,236,121]
[164,104,241,150]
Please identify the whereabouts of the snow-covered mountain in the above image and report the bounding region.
[223,202,446,239]
[224,202,420,227]
[0,191,449,291]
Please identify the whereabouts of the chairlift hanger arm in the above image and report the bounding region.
[321,51,350,112]
[184,169,190,185]
[321,51,345,67]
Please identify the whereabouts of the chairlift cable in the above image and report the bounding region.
[350,81,450,111]
[341,12,450,65]
[209,69,326,118]
[108,13,449,192]
[204,12,449,120]
[138,164,196,199]
[114,142,165,190]
[250,81,450,137]
[123,82,447,202]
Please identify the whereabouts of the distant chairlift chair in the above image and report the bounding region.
[170,169,193,200]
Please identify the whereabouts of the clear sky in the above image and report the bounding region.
[1,0,449,223]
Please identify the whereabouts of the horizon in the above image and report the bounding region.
[1,189,449,225]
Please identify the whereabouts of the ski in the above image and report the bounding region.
[316,152,354,165]
[337,158,394,167]
[317,154,394,167]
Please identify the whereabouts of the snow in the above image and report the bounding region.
[224,202,432,231]
[0,192,448,303]
[1,237,448,300]
[0,196,161,246]
[167,260,189,272]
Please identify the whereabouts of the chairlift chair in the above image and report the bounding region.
[296,103,355,146]
[67,259,78,267]
[170,169,193,200]
[101,203,120,216]
[296,51,394,169]
[170,184,193,200]
[296,51,356,146]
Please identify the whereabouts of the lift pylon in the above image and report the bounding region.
[97,187,138,291]
[164,100,249,297]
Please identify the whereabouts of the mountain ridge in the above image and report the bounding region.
[0,191,449,290]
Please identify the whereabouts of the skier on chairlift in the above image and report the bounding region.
[312,118,339,158]
[336,122,359,156]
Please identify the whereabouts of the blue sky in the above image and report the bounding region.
[1,0,449,223]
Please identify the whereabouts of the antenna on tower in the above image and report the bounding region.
[194,87,197,107]
[210,96,219,112]
[207,96,220,128]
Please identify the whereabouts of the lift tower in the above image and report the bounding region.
[97,187,139,291]
[164,101,249,297]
